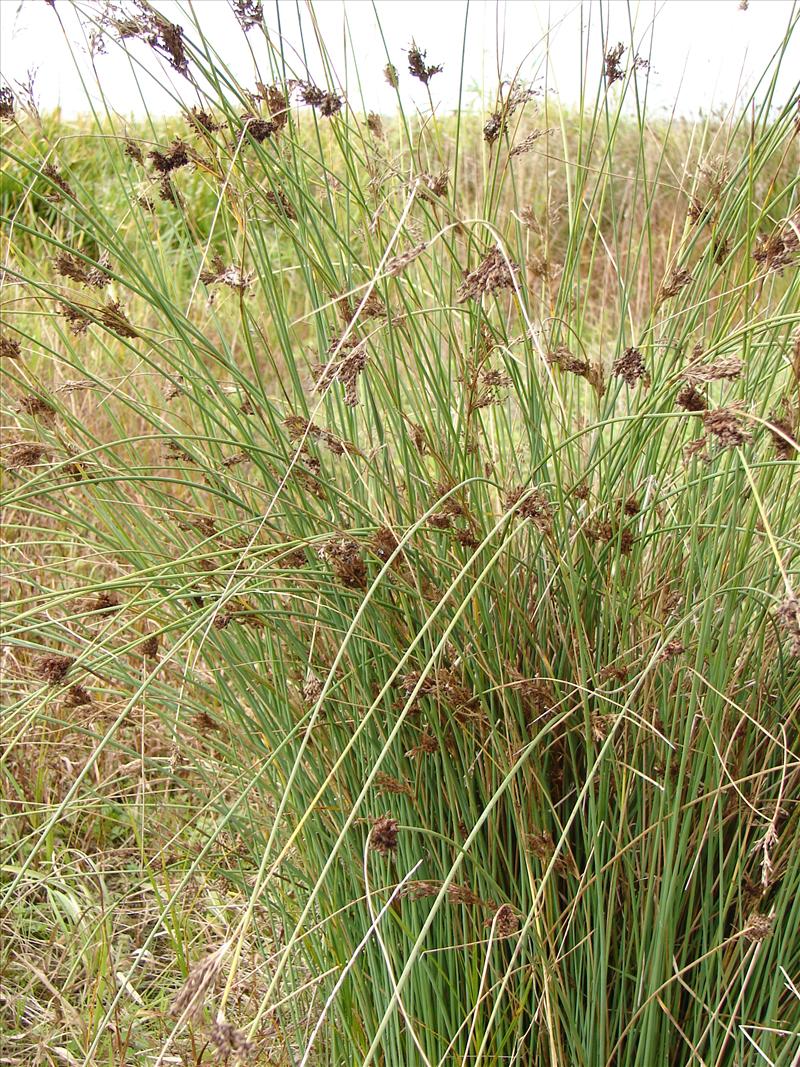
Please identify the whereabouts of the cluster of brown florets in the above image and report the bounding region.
[401,666,480,726]
[417,170,449,201]
[283,413,353,458]
[427,481,474,536]
[0,87,14,123]
[36,653,75,685]
[318,537,367,589]
[487,903,520,938]
[402,880,494,907]
[42,163,75,202]
[612,347,649,387]
[253,83,290,131]
[585,521,635,555]
[313,337,369,407]
[371,526,402,565]
[456,248,520,303]
[504,485,554,533]
[148,139,191,174]
[604,43,626,85]
[18,394,56,420]
[657,265,693,303]
[481,82,540,146]
[682,354,743,384]
[526,829,578,875]
[509,128,550,157]
[546,345,605,396]
[54,250,110,289]
[264,186,296,220]
[385,242,427,277]
[290,80,343,117]
[407,42,442,85]
[405,730,441,757]
[233,0,263,32]
[59,302,91,335]
[1,334,21,360]
[186,107,221,134]
[370,815,399,855]
[109,6,188,75]
[140,632,160,658]
[768,400,798,460]
[199,255,254,293]
[753,210,800,274]
[776,595,800,656]
[3,442,50,469]
[374,772,412,797]
[98,300,138,338]
[604,43,650,86]
[701,407,752,449]
[676,384,708,412]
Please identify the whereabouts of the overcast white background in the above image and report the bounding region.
[0,1,798,118]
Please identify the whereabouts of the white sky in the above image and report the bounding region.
[0,1,798,118]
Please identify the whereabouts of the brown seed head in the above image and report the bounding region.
[0,334,21,359]
[776,595,800,656]
[741,911,774,943]
[590,712,614,742]
[372,526,401,563]
[318,537,367,589]
[768,401,798,460]
[63,684,92,708]
[604,43,625,85]
[385,242,427,277]
[4,442,50,469]
[233,0,263,32]
[42,163,75,201]
[313,338,368,407]
[504,485,554,533]
[99,300,138,338]
[456,248,520,303]
[547,345,589,377]
[169,946,228,1022]
[677,384,708,412]
[366,112,384,139]
[148,139,190,174]
[140,632,160,658]
[37,653,75,685]
[488,903,520,938]
[658,639,685,662]
[483,112,504,145]
[18,394,56,420]
[370,816,399,855]
[407,42,442,85]
[702,407,752,449]
[374,773,412,797]
[91,590,121,615]
[418,170,449,200]
[0,87,15,123]
[302,673,324,707]
[658,265,693,303]
[510,128,550,157]
[209,1018,255,1062]
[753,211,800,274]
[612,347,649,387]
[682,355,743,384]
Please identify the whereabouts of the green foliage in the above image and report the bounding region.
[2,3,799,1064]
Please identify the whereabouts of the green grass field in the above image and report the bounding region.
[1,3,799,1064]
